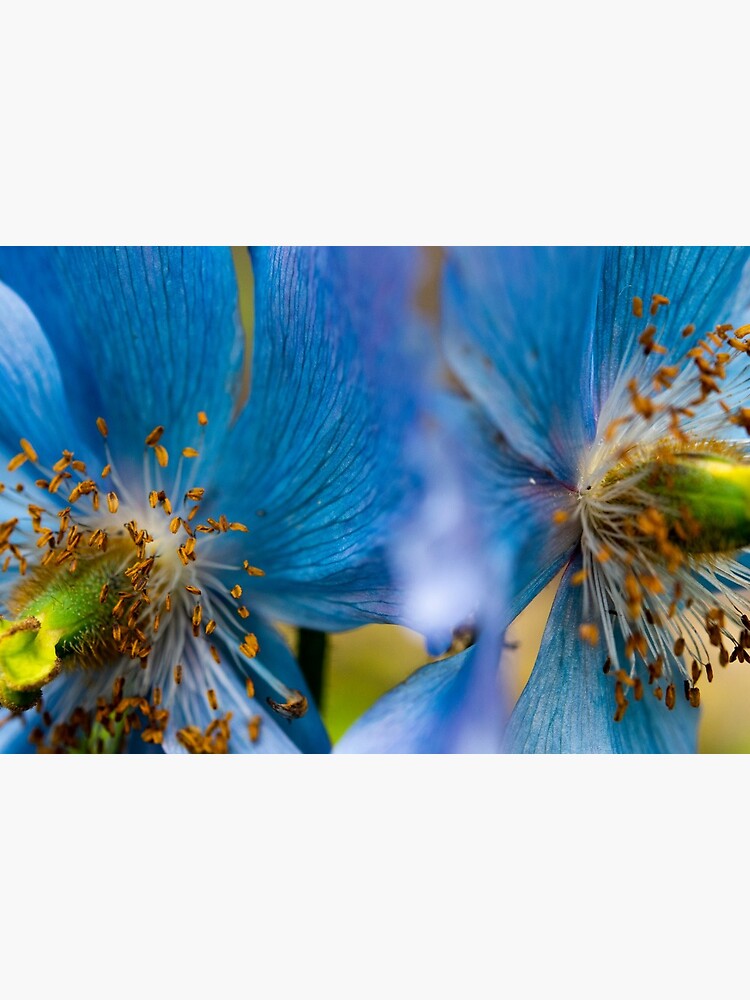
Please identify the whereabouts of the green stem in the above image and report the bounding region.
[297,628,327,708]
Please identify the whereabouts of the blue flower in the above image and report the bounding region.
[0,246,421,753]
[338,247,750,753]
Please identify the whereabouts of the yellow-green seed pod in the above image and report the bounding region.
[0,553,124,710]
[640,452,750,554]
[0,616,64,709]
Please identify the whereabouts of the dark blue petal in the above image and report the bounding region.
[443,247,604,484]
[0,247,244,463]
[217,247,426,630]
[593,246,750,415]
[505,564,700,753]
[336,627,507,753]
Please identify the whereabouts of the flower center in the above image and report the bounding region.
[0,413,298,751]
[554,294,750,722]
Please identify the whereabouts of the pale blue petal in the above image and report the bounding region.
[461,400,580,621]
[0,280,83,465]
[336,627,507,754]
[505,565,700,753]
[443,247,604,484]
[593,246,750,415]
[162,613,330,754]
[0,712,37,753]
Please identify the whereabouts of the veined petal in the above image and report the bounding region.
[162,613,330,755]
[443,247,604,484]
[505,563,700,753]
[593,246,750,416]
[217,246,426,631]
[0,280,82,465]
[461,400,580,622]
[0,247,245,463]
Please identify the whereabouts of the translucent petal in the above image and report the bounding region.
[505,563,700,753]
[593,246,750,416]
[214,247,427,630]
[443,247,604,484]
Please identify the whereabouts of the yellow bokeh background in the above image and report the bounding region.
[319,581,750,751]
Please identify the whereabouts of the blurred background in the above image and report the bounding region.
[317,583,750,752]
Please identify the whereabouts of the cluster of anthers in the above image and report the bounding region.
[0,412,306,753]
[555,293,750,722]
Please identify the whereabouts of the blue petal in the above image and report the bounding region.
[505,564,700,753]
[0,247,245,463]
[593,246,750,415]
[336,630,507,753]
[162,612,330,754]
[215,247,426,631]
[461,399,580,622]
[0,712,37,753]
[0,280,83,467]
[443,247,604,485]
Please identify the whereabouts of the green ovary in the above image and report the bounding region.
[642,453,750,554]
[0,555,123,710]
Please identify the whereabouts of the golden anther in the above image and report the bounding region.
[649,293,670,316]
[20,438,38,462]
[243,562,265,577]
[665,684,676,710]
[267,690,309,720]
[145,425,164,447]
[240,633,259,658]
[579,623,599,646]
[96,417,109,438]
